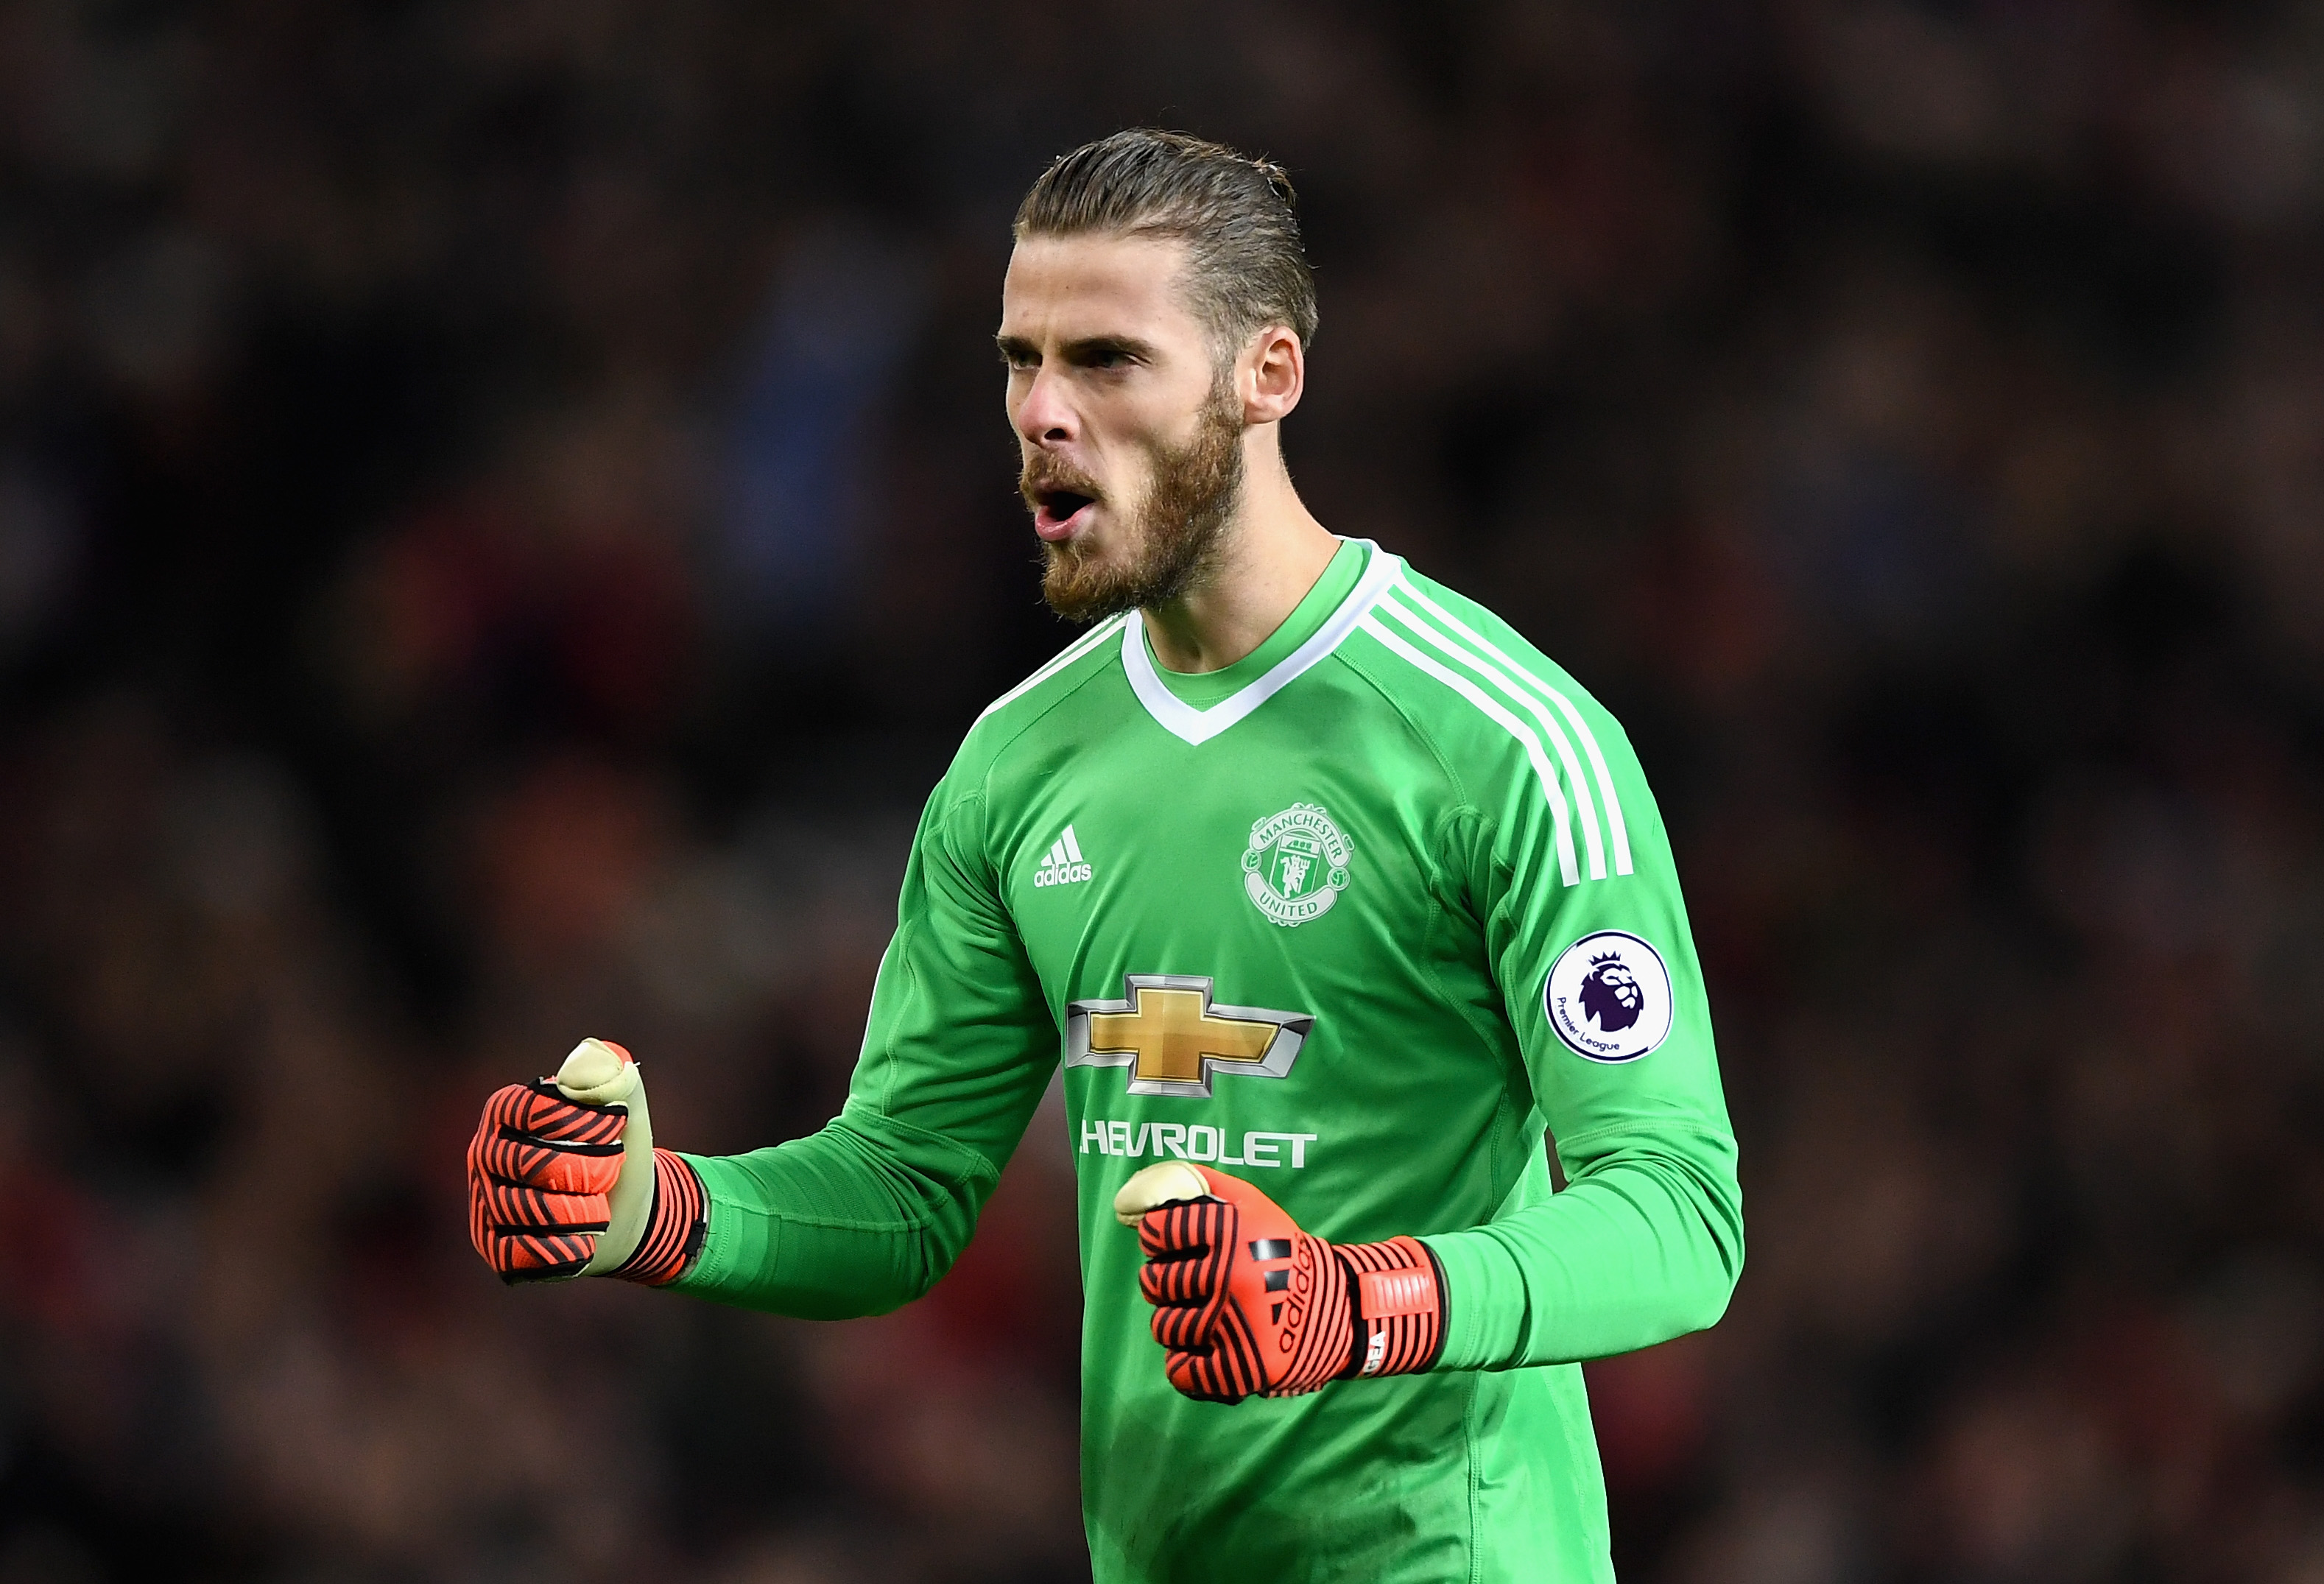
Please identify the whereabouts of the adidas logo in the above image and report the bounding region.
[1034,824,1094,888]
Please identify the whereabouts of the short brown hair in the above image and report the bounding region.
[1014,128,1319,357]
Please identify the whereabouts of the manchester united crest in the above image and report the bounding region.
[1242,803,1352,927]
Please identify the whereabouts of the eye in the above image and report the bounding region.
[1071,343,1144,372]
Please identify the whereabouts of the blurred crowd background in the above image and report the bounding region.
[1,1,2322,1580]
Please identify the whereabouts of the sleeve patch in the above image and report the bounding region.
[1544,931,1674,1063]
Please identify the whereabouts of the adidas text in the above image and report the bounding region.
[1035,825,1094,887]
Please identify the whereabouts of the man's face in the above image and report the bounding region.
[998,233,1246,621]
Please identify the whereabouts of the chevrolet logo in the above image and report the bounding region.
[1064,975,1314,1098]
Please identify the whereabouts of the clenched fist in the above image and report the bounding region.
[1116,1162,1446,1404]
[466,1038,705,1286]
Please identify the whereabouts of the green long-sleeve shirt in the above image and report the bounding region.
[677,539,1744,1582]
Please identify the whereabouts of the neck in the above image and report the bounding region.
[1140,434,1339,674]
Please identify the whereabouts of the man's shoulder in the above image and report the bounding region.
[946,613,1132,785]
[1342,558,1641,883]
[1343,561,1621,743]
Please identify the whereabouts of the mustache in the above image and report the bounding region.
[1019,451,1105,509]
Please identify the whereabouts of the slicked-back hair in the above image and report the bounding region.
[1014,128,1318,362]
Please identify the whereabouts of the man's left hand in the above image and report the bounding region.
[1115,1162,1446,1404]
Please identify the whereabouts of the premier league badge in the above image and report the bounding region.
[1242,803,1353,927]
[1544,930,1675,1062]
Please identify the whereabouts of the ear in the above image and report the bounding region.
[1236,325,1305,426]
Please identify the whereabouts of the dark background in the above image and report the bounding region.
[2,1,2322,1580]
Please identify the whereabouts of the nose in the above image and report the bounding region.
[1014,362,1077,447]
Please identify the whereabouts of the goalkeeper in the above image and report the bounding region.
[468,128,1742,1583]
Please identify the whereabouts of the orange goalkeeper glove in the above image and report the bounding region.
[1115,1162,1446,1404]
[466,1038,705,1286]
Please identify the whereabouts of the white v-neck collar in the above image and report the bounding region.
[1121,541,1403,746]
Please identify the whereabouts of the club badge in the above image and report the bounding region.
[1544,930,1674,1063]
[1242,803,1352,927]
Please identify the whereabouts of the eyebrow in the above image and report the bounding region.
[993,334,1161,364]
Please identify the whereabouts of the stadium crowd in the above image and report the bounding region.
[1,1,2322,1579]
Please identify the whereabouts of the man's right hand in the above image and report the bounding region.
[466,1038,708,1286]
[466,1064,631,1283]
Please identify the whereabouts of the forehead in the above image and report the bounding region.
[999,233,1203,343]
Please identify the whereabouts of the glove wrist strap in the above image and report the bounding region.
[1339,1236,1447,1380]
[607,1150,707,1286]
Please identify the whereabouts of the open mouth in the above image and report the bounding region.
[1032,488,1098,540]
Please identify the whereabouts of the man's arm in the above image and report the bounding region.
[1420,719,1744,1371]
[672,776,1057,1319]
[1113,712,1740,1399]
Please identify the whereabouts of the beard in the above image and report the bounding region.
[1024,387,1246,623]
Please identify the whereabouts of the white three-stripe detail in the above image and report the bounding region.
[1047,838,1068,867]
[1356,609,1582,887]
[1061,826,1083,864]
[1372,591,1608,880]
[1390,577,1631,874]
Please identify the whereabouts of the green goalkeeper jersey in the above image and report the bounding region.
[676,538,1744,1583]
